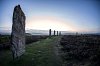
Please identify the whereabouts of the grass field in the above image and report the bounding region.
[0,36,62,66]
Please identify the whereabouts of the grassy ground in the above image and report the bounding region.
[0,36,62,66]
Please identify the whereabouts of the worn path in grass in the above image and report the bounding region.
[0,36,62,66]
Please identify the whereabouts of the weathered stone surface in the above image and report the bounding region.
[11,5,26,58]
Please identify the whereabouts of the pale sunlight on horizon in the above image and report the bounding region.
[26,16,76,31]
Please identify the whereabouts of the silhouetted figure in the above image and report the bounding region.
[11,5,26,59]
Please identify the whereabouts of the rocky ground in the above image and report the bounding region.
[60,35,100,66]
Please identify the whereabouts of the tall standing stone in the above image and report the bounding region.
[11,5,26,59]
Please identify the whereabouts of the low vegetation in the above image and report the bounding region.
[0,34,48,50]
[0,35,10,50]
[60,35,100,66]
[26,35,48,44]
[1,34,100,66]
[0,36,62,66]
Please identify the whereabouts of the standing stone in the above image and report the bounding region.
[57,31,58,36]
[49,29,51,36]
[59,31,61,35]
[11,5,26,59]
[54,30,55,36]
[76,32,78,35]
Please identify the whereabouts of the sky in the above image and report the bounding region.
[0,0,100,33]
